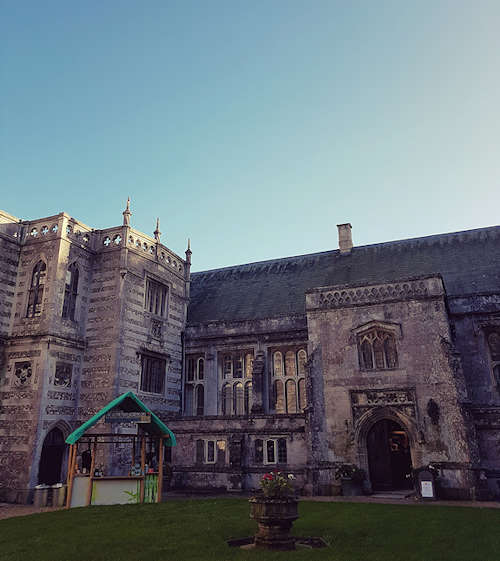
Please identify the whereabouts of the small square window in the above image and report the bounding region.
[196,439,226,464]
[258,438,287,465]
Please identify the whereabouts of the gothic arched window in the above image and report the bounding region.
[62,263,79,320]
[285,351,297,377]
[273,352,283,377]
[245,353,254,378]
[274,379,285,413]
[220,351,254,414]
[196,384,204,416]
[27,260,47,318]
[285,379,297,413]
[361,340,373,369]
[197,358,204,381]
[222,384,232,415]
[270,347,307,413]
[234,382,244,415]
[297,350,307,376]
[244,381,252,414]
[358,329,398,370]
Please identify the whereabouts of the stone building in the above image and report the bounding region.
[0,205,499,502]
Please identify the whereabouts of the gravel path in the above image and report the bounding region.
[0,503,62,520]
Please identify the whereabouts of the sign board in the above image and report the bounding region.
[420,480,434,499]
[105,411,151,424]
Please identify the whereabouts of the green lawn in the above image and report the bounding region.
[1,499,500,561]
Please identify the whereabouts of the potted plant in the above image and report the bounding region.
[335,464,366,496]
[249,472,299,550]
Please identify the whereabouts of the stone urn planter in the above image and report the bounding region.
[249,496,299,550]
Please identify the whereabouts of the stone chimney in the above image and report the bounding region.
[337,223,353,254]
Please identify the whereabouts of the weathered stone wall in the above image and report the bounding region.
[0,233,19,340]
[117,226,188,415]
[0,213,94,500]
[185,316,308,415]
[0,212,189,501]
[448,294,500,498]
[164,414,307,492]
[306,275,476,498]
[1,208,498,502]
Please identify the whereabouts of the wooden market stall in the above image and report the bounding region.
[65,392,176,508]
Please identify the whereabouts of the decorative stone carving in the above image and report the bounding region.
[318,280,430,309]
[13,362,32,387]
[54,362,72,387]
[350,389,415,423]
[151,319,162,340]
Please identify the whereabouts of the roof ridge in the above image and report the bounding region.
[191,224,500,277]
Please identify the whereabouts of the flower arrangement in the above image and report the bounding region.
[259,471,296,498]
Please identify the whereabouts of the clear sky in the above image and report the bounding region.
[2,1,499,271]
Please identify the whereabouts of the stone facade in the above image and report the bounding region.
[0,206,499,502]
[0,208,188,502]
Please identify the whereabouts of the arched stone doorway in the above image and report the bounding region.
[367,419,412,491]
[38,427,66,485]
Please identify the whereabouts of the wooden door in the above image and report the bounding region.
[367,420,393,491]
[367,419,412,491]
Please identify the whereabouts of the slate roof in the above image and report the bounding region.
[187,225,500,324]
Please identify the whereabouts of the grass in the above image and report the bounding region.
[1,499,500,561]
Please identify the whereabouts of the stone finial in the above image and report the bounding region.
[154,217,161,243]
[185,238,192,264]
[337,223,353,254]
[122,197,132,226]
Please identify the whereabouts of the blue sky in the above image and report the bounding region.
[2,1,499,271]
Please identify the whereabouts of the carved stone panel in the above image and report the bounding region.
[151,319,163,340]
[13,362,32,387]
[54,362,72,387]
[350,388,416,423]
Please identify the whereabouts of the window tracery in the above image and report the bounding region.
[196,384,204,416]
[357,329,398,370]
[254,438,287,465]
[195,439,226,464]
[27,260,46,318]
[271,348,307,413]
[62,263,79,321]
[185,355,205,415]
[220,351,254,415]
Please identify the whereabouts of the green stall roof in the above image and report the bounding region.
[65,391,176,446]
